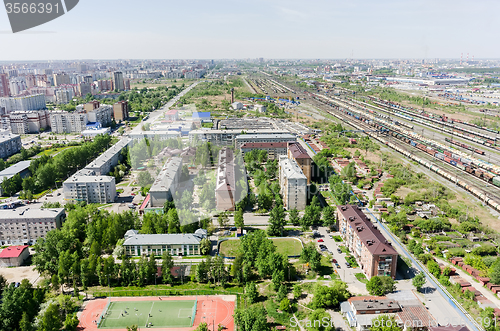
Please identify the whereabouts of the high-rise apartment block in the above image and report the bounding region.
[0,94,46,113]
[0,134,22,158]
[113,71,124,91]
[53,73,70,86]
[113,101,129,122]
[0,74,10,97]
[49,111,87,133]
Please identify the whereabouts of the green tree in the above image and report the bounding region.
[126,326,139,331]
[138,171,154,187]
[268,203,286,237]
[161,251,174,284]
[19,312,32,331]
[366,276,384,296]
[427,260,441,278]
[300,243,322,271]
[233,305,268,331]
[412,273,426,292]
[245,282,258,304]
[489,259,500,285]
[289,208,301,225]
[293,284,302,300]
[322,206,336,228]
[307,309,335,331]
[38,303,62,331]
[200,237,211,255]
[480,307,496,331]
[380,276,396,295]
[312,281,350,309]
[195,322,208,331]
[279,298,291,313]
[234,209,244,229]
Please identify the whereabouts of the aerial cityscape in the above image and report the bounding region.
[1,1,500,331]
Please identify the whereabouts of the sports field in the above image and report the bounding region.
[99,300,195,329]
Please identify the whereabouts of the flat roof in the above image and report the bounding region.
[0,134,20,144]
[338,205,398,256]
[123,233,204,246]
[150,157,183,193]
[216,148,235,192]
[85,138,130,169]
[349,296,400,311]
[191,129,290,136]
[241,142,288,149]
[65,175,115,183]
[235,133,296,140]
[279,156,307,180]
[0,160,31,182]
[0,207,65,220]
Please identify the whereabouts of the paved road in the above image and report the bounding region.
[130,81,200,135]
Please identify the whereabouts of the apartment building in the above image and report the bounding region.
[240,142,288,160]
[113,101,129,122]
[50,111,87,133]
[85,138,131,175]
[287,142,312,184]
[5,110,49,134]
[0,133,21,158]
[55,88,74,104]
[84,100,100,113]
[63,175,116,203]
[0,74,10,97]
[337,205,398,279]
[97,79,114,92]
[113,71,125,91]
[0,207,65,245]
[216,148,237,211]
[0,94,46,113]
[149,157,183,208]
[53,73,70,86]
[234,133,296,149]
[87,105,112,126]
[278,156,307,210]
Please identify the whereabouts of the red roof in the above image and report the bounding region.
[0,245,28,258]
[165,109,179,115]
[288,142,311,159]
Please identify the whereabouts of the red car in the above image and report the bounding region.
[332,259,337,263]
[317,239,324,242]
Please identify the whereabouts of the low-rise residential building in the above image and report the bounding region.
[63,175,116,203]
[0,207,65,245]
[216,148,236,211]
[279,156,307,210]
[149,157,183,207]
[240,142,288,160]
[164,109,179,122]
[337,204,398,279]
[0,245,30,267]
[123,228,207,256]
[0,133,21,159]
[287,141,312,184]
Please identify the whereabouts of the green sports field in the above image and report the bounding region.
[99,300,196,329]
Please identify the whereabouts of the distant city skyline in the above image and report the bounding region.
[0,0,498,61]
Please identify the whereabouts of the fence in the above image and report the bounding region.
[92,288,242,298]
[191,297,197,326]
[97,297,111,327]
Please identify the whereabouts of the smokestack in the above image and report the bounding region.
[231,88,234,103]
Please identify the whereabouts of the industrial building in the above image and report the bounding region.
[123,228,207,257]
[189,129,291,146]
[149,157,183,208]
[278,156,307,210]
[0,207,65,245]
[63,175,116,203]
[0,133,22,159]
[234,133,296,149]
[217,118,276,130]
[287,142,312,184]
[337,205,398,279]
[0,245,30,267]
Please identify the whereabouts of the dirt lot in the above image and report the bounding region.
[0,265,41,285]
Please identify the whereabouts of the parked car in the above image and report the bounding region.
[337,248,342,254]
[345,262,351,268]
[336,263,341,269]
[332,259,337,263]
[317,239,324,242]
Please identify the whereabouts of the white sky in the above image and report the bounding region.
[0,0,498,61]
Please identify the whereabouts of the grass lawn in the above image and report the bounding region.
[219,238,303,257]
[339,246,349,254]
[355,272,367,283]
[99,300,195,329]
[345,255,359,268]
[332,235,343,242]
[37,146,76,157]
[117,182,130,187]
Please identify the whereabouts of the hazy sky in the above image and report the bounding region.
[0,0,498,61]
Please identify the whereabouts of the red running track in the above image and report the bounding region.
[78,296,235,331]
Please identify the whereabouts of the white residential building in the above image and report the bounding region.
[279,156,307,210]
[0,207,66,245]
[0,94,46,113]
[50,111,87,133]
[55,88,74,104]
[85,138,131,175]
[4,110,49,134]
[87,105,112,126]
[149,157,183,207]
[63,175,116,203]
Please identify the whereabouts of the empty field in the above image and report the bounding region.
[219,238,302,257]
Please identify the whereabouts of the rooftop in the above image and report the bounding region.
[85,138,131,170]
[241,142,288,149]
[0,245,29,258]
[428,326,470,331]
[150,157,183,193]
[165,109,179,116]
[216,148,235,192]
[65,175,115,183]
[288,142,311,159]
[279,156,307,180]
[235,133,296,140]
[0,133,20,144]
[0,160,31,182]
[123,232,206,246]
[0,207,65,220]
[348,296,401,312]
[338,205,398,256]
[192,112,211,119]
